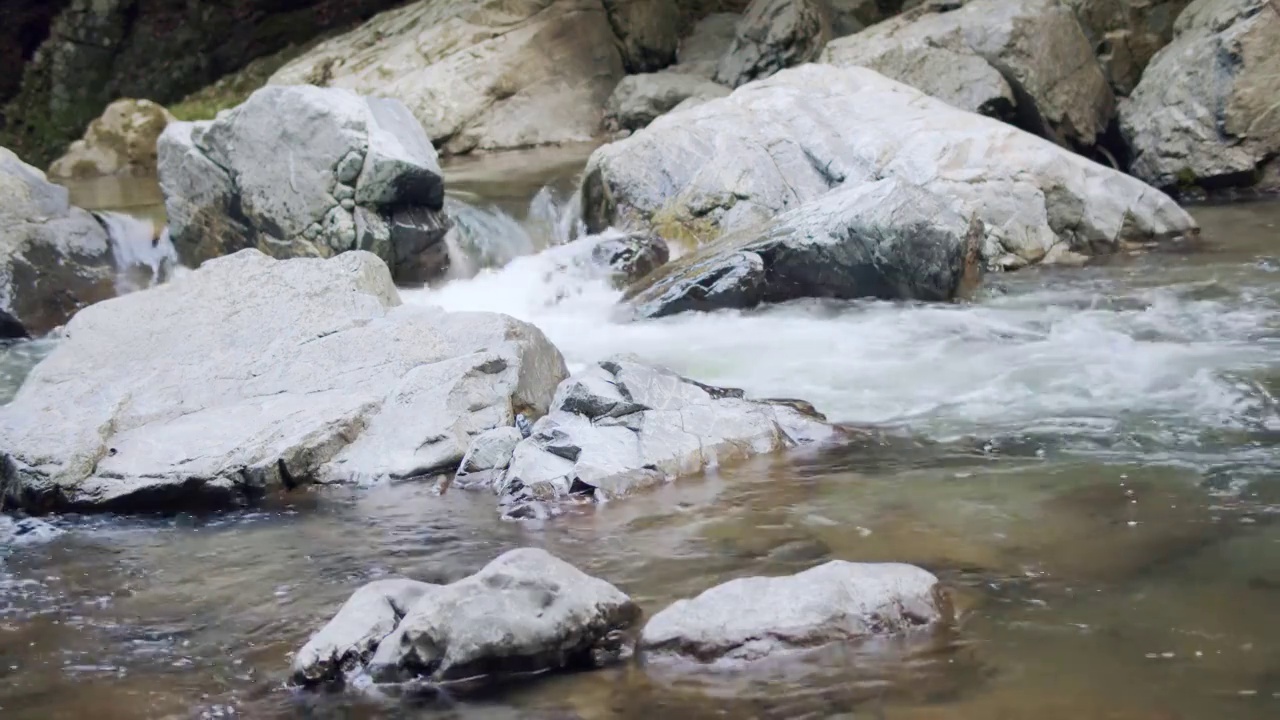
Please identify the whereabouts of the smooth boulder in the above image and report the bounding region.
[495,357,836,515]
[604,72,731,131]
[294,548,640,688]
[640,561,948,663]
[158,85,451,282]
[821,0,1114,149]
[715,0,832,88]
[582,64,1195,269]
[48,99,175,179]
[269,0,625,155]
[1120,0,1280,195]
[0,250,567,513]
[623,178,983,318]
[0,147,115,335]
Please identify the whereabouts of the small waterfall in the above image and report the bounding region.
[95,211,182,294]
[443,185,584,280]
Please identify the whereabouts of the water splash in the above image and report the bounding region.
[94,211,182,294]
[443,186,583,280]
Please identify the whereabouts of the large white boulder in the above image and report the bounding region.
[0,250,567,513]
[582,64,1195,269]
[269,0,626,155]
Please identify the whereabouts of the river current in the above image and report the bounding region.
[2,149,1278,719]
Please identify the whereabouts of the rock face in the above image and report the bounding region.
[583,64,1194,269]
[640,561,948,663]
[0,147,114,335]
[0,0,405,168]
[269,0,626,156]
[828,0,909,35]
[0,250,568,513]
[821,0,1115,150]
[604,72,732,131]
[605,0,682,72]
[624,178,983,318]
[1066,0,1192,95]
[293,548,641,688]
[493,357,835,515]
[1120,0,1280,195]
[674,12,742,77]
[47,99,174,179]
[715,0,832,88]
[157,85,451,281]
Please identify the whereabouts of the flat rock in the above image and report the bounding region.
[604,72,731,131]
[496,357,836,512]
[1120,0,1280,195]
[0,147,114,334]
[0,250,567,513]
[269,0,625,156]
[640,560,948,663]
[821,0,1114,149]
[582,64,1194,269]
[299,548,641,686]
[623,178,983,318]
[158,85,450,282]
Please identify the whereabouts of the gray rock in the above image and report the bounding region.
[496,358,836,510]
[623,178,983,318]
[0,250,568,513]
[362,548,640,684]
[604,72,732,131]
[453,426,524,490]
[0,307,29,340]
[640,560,948,663]
[715,0,832,88]
[0,147,115,335]
[604,0,682,72]
[292,578,438,686]
[158,85,451,282]
[821,0,1115,149]
[582,64,1194,269]
[269,0,625,156]
[828,0,908,35]
[1065,0,1192,95]
[589,230,671,286]
[673,12,741,78]
[1120,0,1280,195]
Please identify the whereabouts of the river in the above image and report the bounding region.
[1,150,1278,719]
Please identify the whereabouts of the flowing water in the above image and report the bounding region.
[2,158,1279,719]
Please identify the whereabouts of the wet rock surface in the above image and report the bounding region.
[821,0,1115,150]
[157,85,451,281]
[1120,0,1280,196]
[640,560,948,663]
[269,0,626,156]
[0,250,567,513]
[583,64,1194,269]
[0,147,115,335]
[494,357,836,514]
[623,178,983,317]
[294,548,640,689]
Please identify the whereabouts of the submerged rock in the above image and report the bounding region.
[604,72,731,131]
[715,0,832,88]
[1120,0,1280,196]
[47,99,175,179]
[821,0,1114,150]
[0,147,115,335]
[582,64,1194,269]
[640,560,949,663]
[0,250,567,513]
[495,357,836,513]
[623,178,983,317]
[589,231,671,286]
[158,85,451,282]
[269,0,625,156]
[294,548,640,689]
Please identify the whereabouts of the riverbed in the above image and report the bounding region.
[1,156,1278,719]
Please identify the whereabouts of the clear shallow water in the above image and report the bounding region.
[2,163,1279,719]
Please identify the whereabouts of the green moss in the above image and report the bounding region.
[1175,167,1199,188]
[168,42,314,121]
